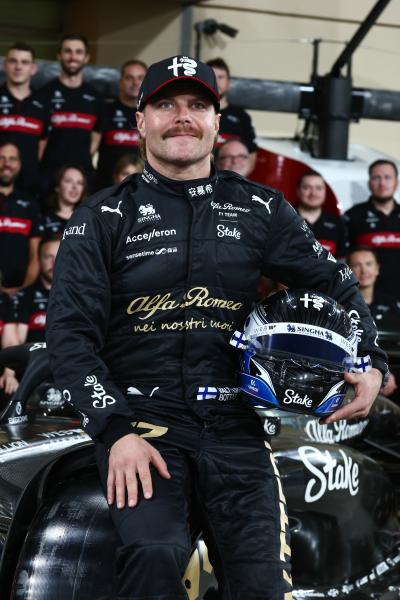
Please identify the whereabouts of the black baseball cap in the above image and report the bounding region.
[137,55,220,112]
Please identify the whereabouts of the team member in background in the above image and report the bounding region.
[0,142,43,295]
[113,153,144,184]
[348,245,399,398]
[0,42,49,194]
[296,170,348,259]
[47,56,386,600]
[0,285,19,400]
[38,34,102,192]
[347,246,400,320]
[344,159,400,300]
[207,57,257,173]
[42,165,87,235]
[14,237,60,344]
[96,60,147,188]
[215,138,253,178]
[345,159,400,299]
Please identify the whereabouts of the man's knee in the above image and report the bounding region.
[116,541,191,599]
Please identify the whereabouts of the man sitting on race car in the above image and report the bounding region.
[47,55,388,600]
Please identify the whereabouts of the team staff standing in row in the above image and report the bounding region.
[37,34,102,193]
[0,42,49,195]
[345,159,400,299]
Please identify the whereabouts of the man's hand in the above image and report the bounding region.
[107,433,170,509]
[322,368,383,424]
[0,368,19,395]
[380,371,397,397]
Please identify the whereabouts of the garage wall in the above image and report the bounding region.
[62,1,182,67]
[191,0,400,159]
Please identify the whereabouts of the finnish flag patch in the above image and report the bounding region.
[230,330,247,349]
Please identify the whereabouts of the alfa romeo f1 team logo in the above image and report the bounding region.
[167,56,197,77]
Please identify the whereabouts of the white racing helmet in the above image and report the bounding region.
[231,289,361,417]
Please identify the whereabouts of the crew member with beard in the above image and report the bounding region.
[96,60,147,188]
[13,237,60,344]
[345,160,400,299]
[0,141,43,295]
[38,34,102,191]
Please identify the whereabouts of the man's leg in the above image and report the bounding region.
[96,441,193,600]
[195,419,292,600]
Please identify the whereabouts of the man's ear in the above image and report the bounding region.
[136,111,146,138]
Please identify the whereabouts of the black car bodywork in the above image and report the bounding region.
[0,344,399,599]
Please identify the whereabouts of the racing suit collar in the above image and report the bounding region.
[141,161,218,197]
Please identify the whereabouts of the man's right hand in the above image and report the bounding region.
[107,433,171,509]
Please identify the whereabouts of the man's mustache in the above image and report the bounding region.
[162,126,201,139]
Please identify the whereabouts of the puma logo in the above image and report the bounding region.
[101,200,123,217]
[252,195,273,214]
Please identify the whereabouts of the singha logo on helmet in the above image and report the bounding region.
[231,289,362,417]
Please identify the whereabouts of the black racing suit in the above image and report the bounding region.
[46,163,388,600]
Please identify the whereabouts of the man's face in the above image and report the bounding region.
[217,140,251,177]
[348,250,379,289]
[4,49,37,86]
[58,40,89,76]
[297,175,326,209]
[0,144,21,186]
[368,163,398,203]
[136,82,220,169]
[212,67,230,99]
[119,63,147,103]
[40,240,60,285]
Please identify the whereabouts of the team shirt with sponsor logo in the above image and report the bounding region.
[345,199,400,298]
[97,99,139,187]
[217,105,257,153]
[13,279,49,343]
[38,80,102,172]
[368,290,400,321]
[0,85,49,192]
[42,210,69,235]
[0,191,43,287]
[0,291,14,336]
[302,211,348,259]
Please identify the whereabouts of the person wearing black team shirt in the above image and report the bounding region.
[345,159,400,300]
[0,42,48,194]
[14,237,60,344]
[296,170,348,259]
[97,60,147,188]
[0,142,43,295]
[348,246,399,398]
[43,165,87,235]
[39,34,102,190]
[207,57,257,173]
[0,288,19,401]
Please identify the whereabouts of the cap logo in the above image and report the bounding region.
[167,56,197,77]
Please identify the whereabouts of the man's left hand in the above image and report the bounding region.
[322,368,383,424]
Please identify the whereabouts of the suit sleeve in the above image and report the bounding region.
[46,205,134,445]
[262,193,388,377]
